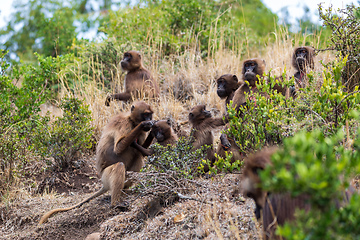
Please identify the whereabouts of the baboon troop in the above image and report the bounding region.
[42,47,359,240]
[105,50,159,106]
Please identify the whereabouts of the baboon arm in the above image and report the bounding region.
[38,187,107,224]
[112,92,132,102]
[206,117,228,128]
[114,124,144,154]
[142,132,155,148]
[131,141,154,156]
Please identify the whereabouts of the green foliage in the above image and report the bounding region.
[0,51,52,126]
[99,0,278,55]
[260,128,360,239]
[312,56,360,130]
[319,3,360,91]
[146,137,209,179]
[208,151,243,174]
[0,0,77,62]
[226,57,360,156]
[34,97,95,170]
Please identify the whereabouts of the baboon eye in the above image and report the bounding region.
[189,113,194,117]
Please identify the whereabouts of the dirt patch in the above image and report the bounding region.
[0,172,260,240]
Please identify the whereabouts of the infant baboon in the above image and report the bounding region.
[105,50,159,106]
[131,119,179,156]
[39,101,154,224]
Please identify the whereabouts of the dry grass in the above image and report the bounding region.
[50,27,335,140]
[24,28,338,239]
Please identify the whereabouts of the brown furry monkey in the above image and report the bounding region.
[105,50,159,105]
[39,101,154,224]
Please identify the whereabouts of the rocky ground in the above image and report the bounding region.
[0,155,261,240]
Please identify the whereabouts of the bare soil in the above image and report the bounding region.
[0,155,260,240]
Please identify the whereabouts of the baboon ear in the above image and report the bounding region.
[232,75,238,82]
[131,105,135,112]
[166,119,171,126]
[138,53,141,59]
[262,59,266,66]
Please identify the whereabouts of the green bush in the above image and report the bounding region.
[34,97,95,170]
[225,56,360,160]
[319,3,360,91]
[260,128,360,239]
[146,137,209,179]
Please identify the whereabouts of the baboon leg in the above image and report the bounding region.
[102,162,126,206]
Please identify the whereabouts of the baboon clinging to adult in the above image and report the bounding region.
[189,105,227,166]
[105,50,159,106]
[131,119,179,156]
[39,101,154,224]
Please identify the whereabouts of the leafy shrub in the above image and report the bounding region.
[225,56,360,160]
[260,127,360,239]
[319,3,360,91]
[146,137,209,179]
[34,97,95,170]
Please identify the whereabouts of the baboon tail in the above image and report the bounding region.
[38,187,108,225]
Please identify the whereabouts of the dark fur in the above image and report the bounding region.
[216,74,243,109]
[131,119,178,156]
[105,50,159,105]
[215,74,244,163]
[292,46,315,89]
[38,102,154,224]
[189,105,227,165]
[96,101,154,173]
[242,148,355,240]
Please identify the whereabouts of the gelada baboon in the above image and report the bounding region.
[291,46,315,89]
[189,105,227,166]
[131,119,179,156]
[151,119,178,146]
[242,148,355,240]
[105,50,160,106]
[39,102,154,224]
[216,74,243,109]
[216,59,266,161]
[242,148,311,239]
[231,58,266,110]
[215,74,244,163]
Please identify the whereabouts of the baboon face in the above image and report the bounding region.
[216,74,239,99]
[242,149,274,208]
[189,105,212,124]
[293,47,314,70]
[242,59,265,87]
[121,50,142,71]
[152,119,172,142]
[130,101,153,126]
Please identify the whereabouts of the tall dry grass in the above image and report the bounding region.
[54,27,335,140]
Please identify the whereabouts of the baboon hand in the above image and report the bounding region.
[105,95,112,106]
[220,134,231,150]
[141,120,155,131]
